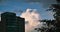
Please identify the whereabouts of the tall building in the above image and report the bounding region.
[0,21,2,32]
[1,12,17,32]
[16,16,25,32]
[1,12,25,32]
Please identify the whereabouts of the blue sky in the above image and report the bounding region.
[0,0,57,20]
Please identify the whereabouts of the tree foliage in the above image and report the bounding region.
[47,4,60,32]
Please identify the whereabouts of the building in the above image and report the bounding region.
[16,16,25,32]
[1,12,25,32]
[0,21,2,32]
[1,12,17,32]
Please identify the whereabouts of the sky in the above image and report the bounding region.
[0,0,57,20]
[0,0,57,32]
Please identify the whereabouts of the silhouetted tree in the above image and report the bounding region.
[47,4,60,32]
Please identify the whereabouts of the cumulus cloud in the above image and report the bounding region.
[0,12,4,21]
[0,15,1,21]
[20,8,41,32]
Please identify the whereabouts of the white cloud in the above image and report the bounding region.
[20,8,42,32]
[0,14,1,21]
[0,12,4,21]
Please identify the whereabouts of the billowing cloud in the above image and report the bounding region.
[0,12,5,21]
[20,8,41,32]
[0,12,2,21]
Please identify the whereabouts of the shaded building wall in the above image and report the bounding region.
[0,22,2,32]
[1,12,17,32]
[16,17,25,32]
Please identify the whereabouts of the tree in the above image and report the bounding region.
[47,4,60,32]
